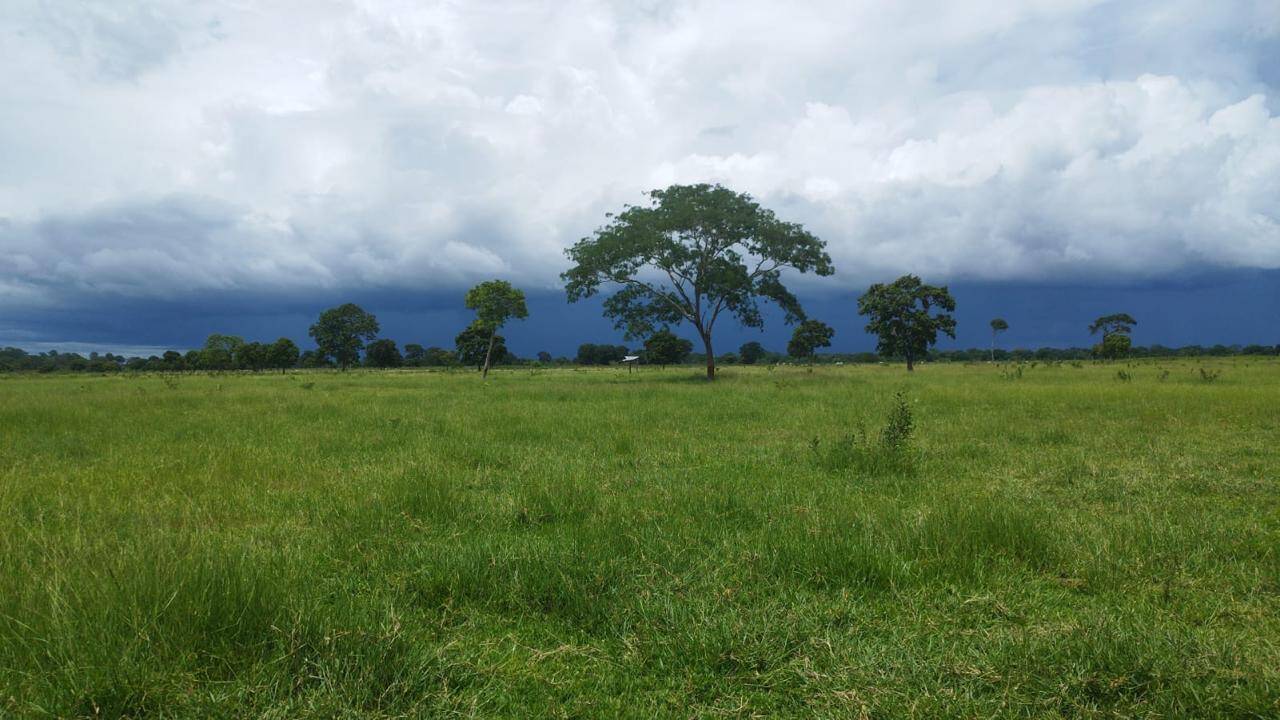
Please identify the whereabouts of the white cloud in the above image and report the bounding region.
[0,0,1277,309]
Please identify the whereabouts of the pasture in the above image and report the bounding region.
[1,359,1277,717]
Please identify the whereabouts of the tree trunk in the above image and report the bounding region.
[906,352,915,372]
[701,332,715,381]
[481,331,496,379]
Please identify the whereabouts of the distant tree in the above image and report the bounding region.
[788,319,835,366]
[423,346,458,367]
[161,350,184,372]
[266,338,300,372]
[464,280,528,378]
[857,275,956,372]
[1089,313,1137,339]
[536,351,553,364]
[200,334,244,370]
[1096,333,1132,360]
[309,303,380,370]
[563,183,834,381]
[643,329,693,368]
[403,343,426,366]
[183,350,202,371]
[576,343,629,365]
[364,338,403,368]
[718,352,739,365]
[234,341,268,371]
[989,318,1009,362]
[738,341,766,365]
[299,349,331,368]
[456,323,509,370]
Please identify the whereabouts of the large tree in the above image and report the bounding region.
[464,280,528,378]
[643,328,693,368]
[787,319,835,366]
[309,303,380,370]
[562,184,834,380]
[857,275,956,372]
[989,318,1009,362]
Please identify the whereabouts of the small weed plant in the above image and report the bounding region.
[1198,368,1221,383]
[811,391,916,477]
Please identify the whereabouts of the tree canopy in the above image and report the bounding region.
[643,329,693,367]
[857,275,956,371]
[364,339,403,368]
[989,318,1009,362]
[562,183,833,380]
[787,319,835,363]
[1089,313,1137,338]
[309,304,379,370]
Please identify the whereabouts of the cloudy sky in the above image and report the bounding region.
[2,0,1278,354]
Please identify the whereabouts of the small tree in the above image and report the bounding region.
[309,303,380,370]
[989,318,1009,362]
[788,319,835,366]
[464,280,528,378]
[266,338,300,372]
[563,183,834,381]
[644,328,693,368]
[857,275,956,372]
[364,338,403,368]
[536,351,553,364]
[738,341,766,365]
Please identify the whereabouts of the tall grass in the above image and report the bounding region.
[1,358,1277,716]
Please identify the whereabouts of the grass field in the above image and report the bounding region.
[1,359,1278,718]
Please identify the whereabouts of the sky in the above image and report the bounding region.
[1,0,1278,356]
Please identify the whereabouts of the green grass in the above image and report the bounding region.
[1,358,1278,718]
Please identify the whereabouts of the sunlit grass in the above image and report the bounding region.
[1,358,1277,717]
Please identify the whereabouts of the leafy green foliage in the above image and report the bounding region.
[455,323,508,370]
[364,339,403,368]
[738,341,767,365]
[1095,333,1133,360]
[308,304,380,370]
[266,338,299,372]
[200,333,244,370]
[562,183,833,379]
[575,343,628,365]
[1089,313,1137,338]
[643,329,692,367]
[787,319,835,362]
[857,275,956,371]
[464,280,528,377]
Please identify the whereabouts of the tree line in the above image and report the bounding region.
[3,184,1276,376]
